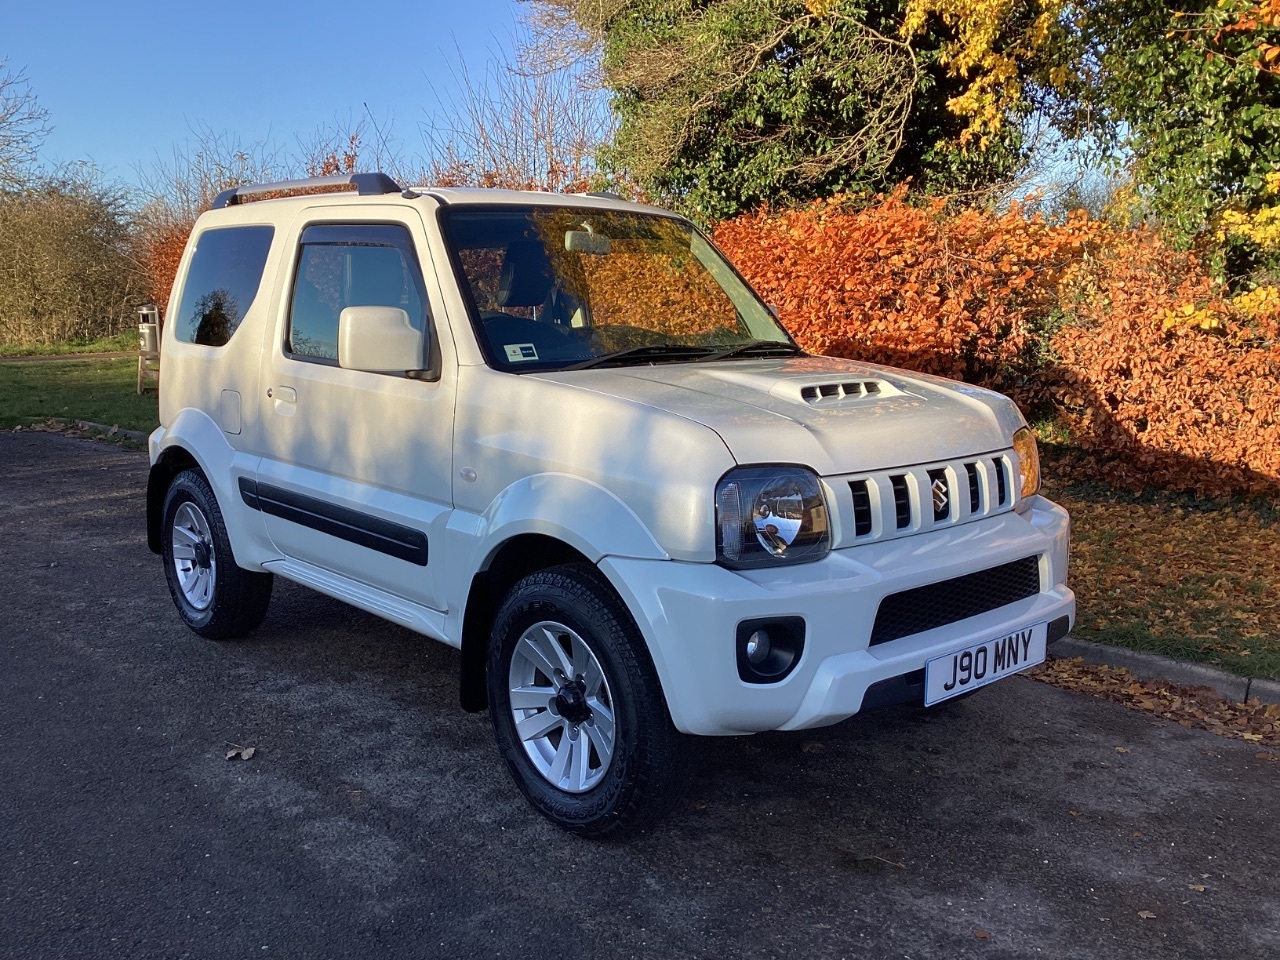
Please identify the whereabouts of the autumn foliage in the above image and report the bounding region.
[714,188,1097,389]
[1049,232,1280,496]
[136,220,192,316]
[713,192,1280,499]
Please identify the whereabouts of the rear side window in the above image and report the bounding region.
[287,223,427,363]
[172,225,275,346]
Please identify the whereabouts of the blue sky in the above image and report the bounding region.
[6,0,526,186]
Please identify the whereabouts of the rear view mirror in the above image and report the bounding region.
[338,306,425,373]
[565,230,611,255]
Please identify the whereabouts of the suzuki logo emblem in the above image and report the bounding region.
[931,478,949,515]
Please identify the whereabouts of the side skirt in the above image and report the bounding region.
[262,558,456,647]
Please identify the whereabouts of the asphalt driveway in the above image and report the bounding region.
[1,431,1277,960]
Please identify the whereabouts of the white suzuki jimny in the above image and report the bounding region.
[147,173,1074,837]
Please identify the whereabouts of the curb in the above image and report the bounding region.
[0,351,136,364]
[1052,636,1280,706]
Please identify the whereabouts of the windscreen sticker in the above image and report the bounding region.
[504,343,539,362]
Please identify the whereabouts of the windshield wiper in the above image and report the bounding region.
[703,340,804,362]
[566,344,718,370]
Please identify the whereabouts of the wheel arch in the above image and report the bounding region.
[147,446,200,554]
[146,408,272,569]
[454,473,670,712]
[458,533,592,712]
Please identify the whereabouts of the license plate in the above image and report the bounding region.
[924,622,1047,706]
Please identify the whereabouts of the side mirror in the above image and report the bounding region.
[338,306,425,373]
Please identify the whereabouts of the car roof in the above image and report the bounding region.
[200,174,670,223]
[415,187,663,216]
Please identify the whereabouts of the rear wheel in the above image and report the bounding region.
[161,470,272,640]
[487,564,691,839]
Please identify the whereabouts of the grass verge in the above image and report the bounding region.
[0,332,137,357]
[0,357,159,433]
[1042,447,1280,682]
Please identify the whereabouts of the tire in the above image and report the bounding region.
[161,469,273,640]
[487,564,692,839]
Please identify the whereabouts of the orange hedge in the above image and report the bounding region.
[713,189,1098,392]
[1048,232,1280,497]
[714,193,1280,499]
[137,220,192,317]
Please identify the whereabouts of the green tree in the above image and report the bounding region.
[1051,1,1280,250]
[531,0,1028,220]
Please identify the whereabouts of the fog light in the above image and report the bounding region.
[745,629,772,665]
[736,617,805,684]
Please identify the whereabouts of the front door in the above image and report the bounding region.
[252,206,455,612]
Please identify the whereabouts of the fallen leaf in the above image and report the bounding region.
[1188,884,1206,892]
[225,745,256,761]
[801,742,825,754]
[1138,910,1156,920]
[974,930,991,940]
[1132,831,1144,838]
[1069,810,1081,817]
[1031,658,1280,749]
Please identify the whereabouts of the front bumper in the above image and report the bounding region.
[599,495,1073,736]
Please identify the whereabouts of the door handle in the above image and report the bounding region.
[268,386,297,403]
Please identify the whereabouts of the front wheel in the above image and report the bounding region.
[487,564,692,839]
[161,470,272,640]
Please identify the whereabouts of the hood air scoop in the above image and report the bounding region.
[778,379,901,406]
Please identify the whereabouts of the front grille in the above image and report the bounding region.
[890,474,912,528]
[836,451,1016,547]
[964,462,981,512]
[869,556,1041,646]
[992,458,1008,506]
[850,480,873,536]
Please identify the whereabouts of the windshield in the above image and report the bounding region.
[440,205,796,372]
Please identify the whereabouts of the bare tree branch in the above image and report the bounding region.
[0,60,51,192]
[419,25,615,192]
[134,123,283,229]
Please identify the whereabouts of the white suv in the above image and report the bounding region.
[147,173,1074,837]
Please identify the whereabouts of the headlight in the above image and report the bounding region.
[715,466,830,569]
[1013,427,1041,501]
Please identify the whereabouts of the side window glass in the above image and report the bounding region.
[290,245,343,359]
[288,223,426,363]
[172,226,275,346]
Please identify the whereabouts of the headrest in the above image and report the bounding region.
[498,240,554,308]
[348,247,407,308]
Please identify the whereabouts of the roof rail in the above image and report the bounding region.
[210,173,408,209]
[574,190,625,201]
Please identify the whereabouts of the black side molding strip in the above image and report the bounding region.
[238,478,429,566]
